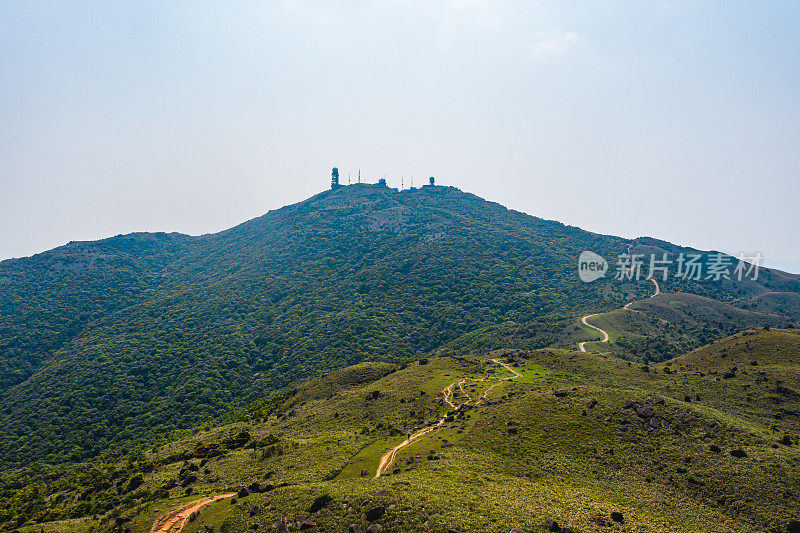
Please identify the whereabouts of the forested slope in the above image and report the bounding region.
[1,184,797,467]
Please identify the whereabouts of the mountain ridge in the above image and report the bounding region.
[1,184,798,468]
[6,328,800,533]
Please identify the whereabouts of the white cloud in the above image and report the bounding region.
[530,31,579,59]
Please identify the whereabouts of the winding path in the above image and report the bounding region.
[578,278,660,352]
[375,358,521,477]
[150,493,235,533]
[624,278,660,310]
[577,313,610,353]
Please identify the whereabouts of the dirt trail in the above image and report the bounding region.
[577,312,609,353]
[457,380,473,402]
[579,278,660,352]
[375,358,521,477]
[150,493,235,533]
[478,358,521,400]
[623,278,660,310]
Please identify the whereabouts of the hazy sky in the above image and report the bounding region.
[2,1,799,271]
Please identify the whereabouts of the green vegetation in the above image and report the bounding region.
[1,184,800,531]
[5,329,800,532]
[0,185,644,467]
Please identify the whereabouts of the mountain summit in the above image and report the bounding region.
[1,184,797,466]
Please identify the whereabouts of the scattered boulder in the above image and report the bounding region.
[723,371,736,379]
[373,489,390,498]
[366,525,383,533]
[295,515,317,529]
[585,399,598,409]
[554,390,568,398]
[509,528,527,533]
[507,426,518,435]
[653,396,665,405]
[636,406,654,418]
[419,358,429,365]
[188,511,198,522]
[205,526,215,533]
[611,511,624,523]
[238,487,251,498]
[273,518,289,533]
[360,469,369,477]
[622,400,635,409]
[545,518,561,531]
[250,505,261,517]
[709,444,722,453]
[730,449,748,458]
[309,494,333,513]
[349,525,363,533]
[181,474,198,487]
[366,506,386,521]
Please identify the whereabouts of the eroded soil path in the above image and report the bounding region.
[150,493,235,533]
[375,358,521,477]
[579,278,659,352]
[623,278,660,310]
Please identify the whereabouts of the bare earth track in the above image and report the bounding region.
[579,278,659,352]
[150,493,235,533]
[375,358,521,477]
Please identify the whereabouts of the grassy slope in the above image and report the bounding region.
[4,185,799,469]
[20,330,800,533]
[0,185,634,467]
[569,292,794,361]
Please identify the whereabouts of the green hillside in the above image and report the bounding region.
[569,292,793,361]
[5,330,800,532]
[0,184,798,470]
[434,289,796,362]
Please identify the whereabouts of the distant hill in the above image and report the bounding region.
[1,184,798,467]
[6,330,800,532]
